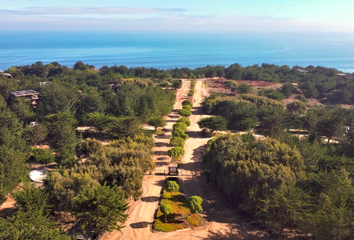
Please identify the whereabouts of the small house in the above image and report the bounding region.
[0,71,13,78]
[107,81,121,93]
[336,73,350,79]
[9,90,39,108]
[297,69,309,74]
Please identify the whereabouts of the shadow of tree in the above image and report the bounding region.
[187,131,203,138]
[130,222,151,229]
[154,151,168,156]
[155,135,171,139]
[155,162,169,168]
[191,145,205,163]
[157,213,185,224]
[141,196,160,202]
[207,224,244,240]
[155,142,171,147]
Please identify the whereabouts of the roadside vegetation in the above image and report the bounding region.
[154,180,203,232]
[0,61,176,238]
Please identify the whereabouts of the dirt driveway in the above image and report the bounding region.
[102,80,270,240]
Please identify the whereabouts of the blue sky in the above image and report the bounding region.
[1,0,353,32]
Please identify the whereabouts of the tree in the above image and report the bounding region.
[38,82,79,116]
[13,183,49,214]
[286,101,306,114]
[198,117,227,133]
[172,80,182,89]
[72,184,128,235]
[160,203,173,223]
[73,61,89,71]
[0,75,18,99]
[187,196,203,214]
[258,109,285,137]
[316,115,345,144]
[23,124,48,146]
[164,181,180,196]
[182,104,192,111]
[167,147,185,161]
[169,137,185,148]
[238,83,252,94]
[0,183,71,240]
[0,108,29,204]
[76,88,106,120]
[0,209,72,240]
[83,112,115,135]
[43,112,78,165]
[148,116,166,131]
[32,148,55,165]
[203,134,305,217]
[172,128,188,139]
[173,122,187,131]
[261,184,311,236]
[223,80,239,94]
[176,117,191,126]
[280,83,295,98]
[182,100,192,107]
[178,109,191,117]
[76,138,104,157]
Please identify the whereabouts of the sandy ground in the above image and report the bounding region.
[0,193,15,217]
[102,80,270,240]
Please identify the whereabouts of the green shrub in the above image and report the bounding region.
[173,122,187,131]
[177,117,191,127]
[172,128,188,139]
[182,100,192,107]
[178,109,191,117]
[182,105,192,111]
[32,148,55,165]
[170,137,186,148]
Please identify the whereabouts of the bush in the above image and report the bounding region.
[182,105,192,111]
[32,148,55,165]
[187,196,203,214]
[164,181,180,194]
[173,122,187,131]
[172,80,182,89]
[169,137,185,148]
[177,117,191,127]
[188,89,195,97]
[167,147,185,161]
[238,83,252,94]
[182,100,192,107]
[172,128,188,139]
[76,138,104,157]
[178,109,191,117]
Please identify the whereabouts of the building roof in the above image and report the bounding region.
[337,73,349,76]
[297,69,309,73]
[9,90,39,97]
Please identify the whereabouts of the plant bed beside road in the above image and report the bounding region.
[153,179,203,232]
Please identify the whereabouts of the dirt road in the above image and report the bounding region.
[102,80,270,240]
[101,81,191,240]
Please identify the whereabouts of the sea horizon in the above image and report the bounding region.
[1,31,354,73]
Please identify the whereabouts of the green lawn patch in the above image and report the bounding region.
[153,181,203,232]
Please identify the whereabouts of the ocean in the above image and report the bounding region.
[0,32,354,72]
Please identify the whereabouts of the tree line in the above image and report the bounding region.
[0,62,177,237]
[3,61,353,104]
[204,133,354,239]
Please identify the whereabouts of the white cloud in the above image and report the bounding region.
[0,10,353,33]
[0,6,187,15]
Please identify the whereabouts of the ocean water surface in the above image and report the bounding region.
[0,32,354,72]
